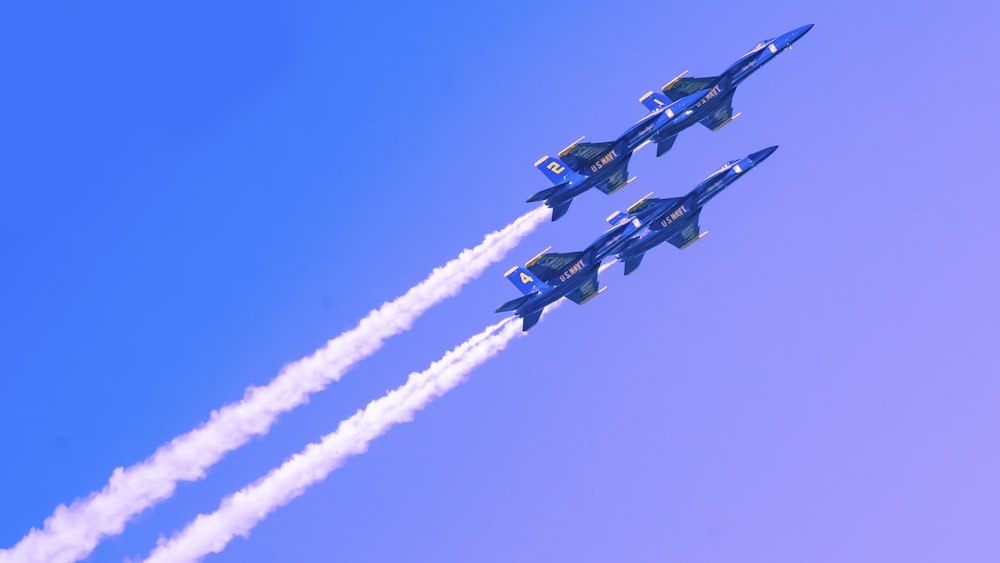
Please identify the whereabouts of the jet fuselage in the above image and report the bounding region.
[510,218,638,318]
[621,146,777,259]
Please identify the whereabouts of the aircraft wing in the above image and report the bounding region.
[699,97,740,131]
[559,141,617,173]
[526,251,586,283]
[565,270,603,305]
[665,210,705,249]
[628,196,683,218]
[594,156,634,195]
[662,76,717,101]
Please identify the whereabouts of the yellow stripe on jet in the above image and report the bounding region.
[661,70,689,91]
[639,91,665,107]
[557,136,586,158]
[504,266,519,277]
[534,155,549,167]
[627,192,655,214]
[525,246,552,267]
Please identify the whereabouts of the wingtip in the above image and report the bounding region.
[557,136,586,158]
[662,69,689,91]
[525,246,552,267]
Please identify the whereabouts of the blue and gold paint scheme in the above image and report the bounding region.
[526,24,809,222]
[527,91,700,221]
[606,146,778,275]
[496,216,642,330]
[652,24,813,141]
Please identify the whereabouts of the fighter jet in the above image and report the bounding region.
[496,215,642,330]
[605,146,778,275]
[637,24,813,153]
[527,92,701,221]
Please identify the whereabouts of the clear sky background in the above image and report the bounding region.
[2,1,999,561]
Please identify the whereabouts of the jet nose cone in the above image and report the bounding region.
[790,24,814,42]
[774,24,814,50]
[749,145,779,163]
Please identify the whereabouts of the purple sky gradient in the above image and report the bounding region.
[2,1,998,561]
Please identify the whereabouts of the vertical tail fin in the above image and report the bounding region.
[639,90,672,112]
[504,265,549,296]
[534,155,575,185]
[606,209,630,227]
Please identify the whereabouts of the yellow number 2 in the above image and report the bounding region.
[546,161,565,175]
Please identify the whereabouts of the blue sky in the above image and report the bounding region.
[2,1,999,561]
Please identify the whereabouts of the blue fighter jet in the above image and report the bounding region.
[496,215,642,330]
[638,24,813,154]
[605,146,778,275]
[527,92,701,221]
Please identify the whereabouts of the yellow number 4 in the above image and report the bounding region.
[519,272,534,284]
[546,161,565,175]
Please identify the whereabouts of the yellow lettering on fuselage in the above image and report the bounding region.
[660,204,688,228]
[589,149,618,173]
[694,85,722,109]
[558,259,586,283]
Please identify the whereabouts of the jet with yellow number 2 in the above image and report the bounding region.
[527,90,703,221]
[605,146,778,275]
[496,215,642,330]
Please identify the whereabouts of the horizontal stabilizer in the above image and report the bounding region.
[526,182,567,203]
[495,293,536,313]
[623,253,645,275]
[655,134,678,157]
[521,310,543,331]
[550,200,572,221]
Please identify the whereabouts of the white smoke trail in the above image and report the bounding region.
[143,315,531,563]
[142,262,616,563]
[1,207,548,563]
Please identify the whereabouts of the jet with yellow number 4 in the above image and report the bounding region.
[496,215,642,330]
